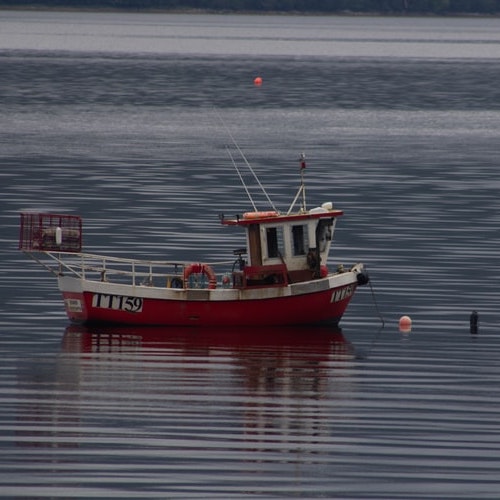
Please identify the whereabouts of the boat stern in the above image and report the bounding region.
[58,275,88,323]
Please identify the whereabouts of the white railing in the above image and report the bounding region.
[27,251,235,289]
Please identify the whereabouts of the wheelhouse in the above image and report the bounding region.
[221,204,343,286]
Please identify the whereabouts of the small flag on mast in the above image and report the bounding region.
[299,152,306,170]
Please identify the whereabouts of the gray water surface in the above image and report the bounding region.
[1,11,500,499]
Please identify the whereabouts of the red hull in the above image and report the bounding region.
[62,284,357,327]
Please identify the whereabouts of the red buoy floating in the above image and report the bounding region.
[399,315,412,333]
[253,76,263,86]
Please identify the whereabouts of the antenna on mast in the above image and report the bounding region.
[300,152,307,212]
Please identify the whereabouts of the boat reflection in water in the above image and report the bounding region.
[12,325,359,496]
[61,323,356,411]
[63,323,352,356]
[14,323,360,494]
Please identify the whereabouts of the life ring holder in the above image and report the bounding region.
[183,263,217,289]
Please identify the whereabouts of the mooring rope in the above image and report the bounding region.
[368,274,385,328]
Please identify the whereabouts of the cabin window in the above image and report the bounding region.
[266,226,283,259]
[317,219,333,252]
[291,224,308,256]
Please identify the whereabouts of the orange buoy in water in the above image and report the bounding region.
[399,315,412,333]
[254,76,263,86]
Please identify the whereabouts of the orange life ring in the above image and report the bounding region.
[242,211,279,220]
[183,263,217,289]
[320,264,329,278]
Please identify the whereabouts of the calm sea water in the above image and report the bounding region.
[1,10,500,499]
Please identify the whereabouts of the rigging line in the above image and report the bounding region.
[287,184,303,215]
[354,276,385,361]
[355,325,385,361]
[213,109,278,212]
[226,147,258,212]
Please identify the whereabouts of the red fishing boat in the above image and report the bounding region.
[19,153,368,327]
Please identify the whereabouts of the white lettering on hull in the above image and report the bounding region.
[65,298,83,313]
[330,285,354,303]
[92,293,143,313]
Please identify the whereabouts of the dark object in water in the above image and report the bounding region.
[470,310,478,334]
